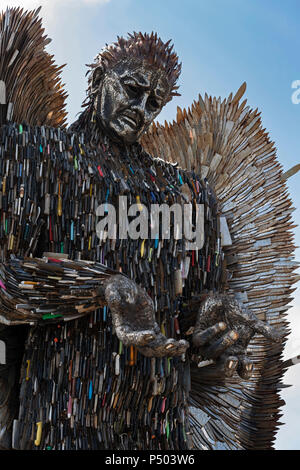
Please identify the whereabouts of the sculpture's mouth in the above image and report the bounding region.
[119,111,141,130]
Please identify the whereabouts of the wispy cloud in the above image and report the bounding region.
[1,0,111,24]
[0,0,111,27]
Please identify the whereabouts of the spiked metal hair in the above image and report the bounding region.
[86,32,182,105]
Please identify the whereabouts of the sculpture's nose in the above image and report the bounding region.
[131,92,149,119]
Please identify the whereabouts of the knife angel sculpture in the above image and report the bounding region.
[0,6,298,450]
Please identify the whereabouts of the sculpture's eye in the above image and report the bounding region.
[147,97,160,111]
[125,83,140,97]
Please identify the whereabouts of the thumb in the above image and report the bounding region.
[252,318,283,343]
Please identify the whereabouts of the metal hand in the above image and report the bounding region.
[192,294,282,379]
[104,275,189,357]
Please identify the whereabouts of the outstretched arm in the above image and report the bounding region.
[0,255,117,325]
[0,255,189,357]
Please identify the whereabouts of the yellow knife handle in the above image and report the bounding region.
[34,421,42,446]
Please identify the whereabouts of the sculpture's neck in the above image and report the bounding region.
[69,106,152,165]
[69,106,111,147]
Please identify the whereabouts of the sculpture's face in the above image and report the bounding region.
[94,60,171,144]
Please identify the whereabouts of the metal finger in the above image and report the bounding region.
[228,298,283,344]
[221,355,239,378]
[203,330,239,359]
[193,322,227,347]
[164,339,189,356]
[115,327,155,346]
[237,357,254,380]
[251,319,282,343]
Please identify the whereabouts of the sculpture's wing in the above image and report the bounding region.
[141,83,299,449]
[0,7,67,127]
[0,8,67,447]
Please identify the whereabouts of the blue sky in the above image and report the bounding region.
[3,0,300,449]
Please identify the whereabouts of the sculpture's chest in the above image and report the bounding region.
[0,125,223,300]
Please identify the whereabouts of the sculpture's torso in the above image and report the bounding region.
[0,123,223,449]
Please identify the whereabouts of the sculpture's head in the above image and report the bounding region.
[85,32,181,144]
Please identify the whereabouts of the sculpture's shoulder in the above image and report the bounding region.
[0,121,101,170]
[0,121,75,150]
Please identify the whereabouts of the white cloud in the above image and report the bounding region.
[1,0,111,18]
[1,0,111,28]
